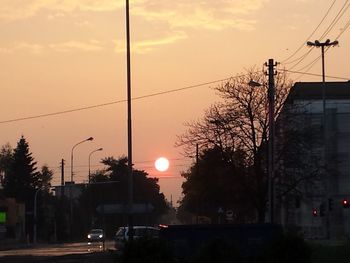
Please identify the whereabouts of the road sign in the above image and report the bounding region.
[226,210,234,221]
[96,203,154,214]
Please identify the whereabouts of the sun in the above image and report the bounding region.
[155,157,170,172]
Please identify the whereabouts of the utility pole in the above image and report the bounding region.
[126,0,134,241]
[266,58,277,224]
[196,143,199,224]
[307,39,338,239]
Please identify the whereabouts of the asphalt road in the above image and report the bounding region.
[0,241,117,263]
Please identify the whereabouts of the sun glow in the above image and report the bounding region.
[155,157,170,172]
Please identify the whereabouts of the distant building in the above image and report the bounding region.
[0,198,25,239]
[54,182,84,200]
[276,81,350,240]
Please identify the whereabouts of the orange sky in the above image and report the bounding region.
[1,0,349,205]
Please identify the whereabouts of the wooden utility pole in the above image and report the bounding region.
[266,58,277,224]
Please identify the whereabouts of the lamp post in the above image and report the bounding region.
[306,39,338,128]
[69,136,93,240]
[307,39,338,239]
[88,148,103,183]
[70,137,94,183]
[33,188,40,244]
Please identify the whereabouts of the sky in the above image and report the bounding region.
[1,0,350,205]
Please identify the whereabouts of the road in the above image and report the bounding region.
[0,240,117,263]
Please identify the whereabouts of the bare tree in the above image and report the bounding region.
[176,68,294,222]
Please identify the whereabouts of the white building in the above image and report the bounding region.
[277,81,350,240]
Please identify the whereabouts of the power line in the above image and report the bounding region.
[0,77,232,124]
[335,14,350,39]
[282,1,349,71]
[281,69,349,80]
[319,0,350,40]
[281,0,337,64]
[53,157,189,169]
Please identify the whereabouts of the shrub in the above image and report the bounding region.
[120,237,176,263]
[190,238,242,263]
[258,233,311,263]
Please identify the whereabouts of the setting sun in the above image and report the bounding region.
[155,157,170,172]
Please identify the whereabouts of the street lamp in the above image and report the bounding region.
[70,137,93,183]
[69,137,93,240]
[307,39,338,239]
[88,148,103,183]
[306,39,338,124]
[33,188,40,244]
[33,187,54,244]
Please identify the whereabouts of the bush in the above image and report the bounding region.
[190,238,242,263]
[258,233,311,263]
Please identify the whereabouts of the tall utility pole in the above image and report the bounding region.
[248,60,277,224]
[266,58,277,224]
[307,39,338,239]
[307,39,338,134]
[125,0,134,241]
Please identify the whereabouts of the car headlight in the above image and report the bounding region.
[88,234,91,238]
[99,234,103,238]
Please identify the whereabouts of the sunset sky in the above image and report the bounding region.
[1,0,349,204]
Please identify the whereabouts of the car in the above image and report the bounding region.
[87,228,105,243]
[114,226,159,251]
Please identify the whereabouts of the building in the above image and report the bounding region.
[54,182,84,200]
[0,198,25,239]
[276,81,350,240]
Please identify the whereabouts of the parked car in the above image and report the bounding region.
[87,228,105,243]
[114,226,159,251]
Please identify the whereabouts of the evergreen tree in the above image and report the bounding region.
[3,136,38,202]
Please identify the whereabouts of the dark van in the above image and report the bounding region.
[159,224,283,260]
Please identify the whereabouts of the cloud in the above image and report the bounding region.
[1,0,266,30]
[49,40,104,52]
[0,40,104,54]
[114,31,187,54]
[0,0,125,21]
[74,20,92,28]
[0,42,45,54]
[0,0,267,52]
[132,0,266,31]
[0,48,12,54]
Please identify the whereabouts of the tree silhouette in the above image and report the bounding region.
[0,143,13,187]
[175,68,321,223]
[78,156,168,236]
[3,136,39,202]
[37,165,53,193]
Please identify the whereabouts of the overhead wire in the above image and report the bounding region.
[335,13,350,39]
[281,0,337,64]
[0,77,232,124]
[281,69,349,80]
[319,0,350,40]
[282,0,350,78]
[2,68,349,126]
